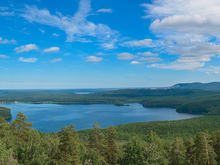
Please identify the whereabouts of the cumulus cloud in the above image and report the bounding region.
[86,56,103,62]
[0,37,16,44]
[117,53,136,60]
[130,61,140,65]
[97,8,113,13]
[43,47,60,53]
[18,57,37,63]
[21,0,119,49]
[121,39,152,47]
[0,55,9,59]
[141,0,220,70]
[49,58,62,63]
[137,51,158,56]
[14,44,39,53]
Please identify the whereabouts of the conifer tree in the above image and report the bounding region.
[144,131,168,165]
[85,122,106,164]
[184,137,196,165]
[11,111,33,141]
[0,140,18,165]
[211,130,220,165]
[170,137,186,165]
[195,131,217,165]
[89,122,105,153]
[106,125,118,165]
[57,124,81,165]
[122,136,145,165]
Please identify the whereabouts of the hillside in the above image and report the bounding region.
[170,82,220,91]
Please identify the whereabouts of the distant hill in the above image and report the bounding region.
[169,82,220,91]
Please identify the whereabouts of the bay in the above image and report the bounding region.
[2,103,203,133]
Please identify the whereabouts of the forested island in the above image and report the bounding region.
[0,106,12,120]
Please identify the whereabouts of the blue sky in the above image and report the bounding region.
[1,0,220,89]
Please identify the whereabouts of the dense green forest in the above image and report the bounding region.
[1,112,220,165]
[1,88,220,115]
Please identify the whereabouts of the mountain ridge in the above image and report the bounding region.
[169,82,220,91]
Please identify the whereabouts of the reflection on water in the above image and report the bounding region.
[2,103,203,133]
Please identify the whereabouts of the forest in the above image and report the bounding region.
[1,112,220,165]
[0,106,12,120]
[1,83,220,164]
[1,88,220,115]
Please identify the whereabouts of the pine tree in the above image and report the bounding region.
[85,122,106,164]
[11,111,33,141]
[106,125,118,165]
[211,130,220,165]
[195,131,217,165]
[170,137,186,165]
[143,131,168,165]
[0,140,18,165]
[122,136,145,165]
[184,137,196,165]
[57,124,81,165]
[89,122,105,153]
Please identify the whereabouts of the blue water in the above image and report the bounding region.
[1,103,203,133]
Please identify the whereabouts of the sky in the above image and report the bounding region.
[1,0,220,89]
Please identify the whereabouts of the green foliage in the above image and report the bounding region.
[106,125,118,165]
[57,124,81,165]
[0,140,18,165]
[195,131,217,165]
[122,136,146,165]
[1,112,220,164]
[0,106,12,120]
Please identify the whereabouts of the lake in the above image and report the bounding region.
[2,103,203,133]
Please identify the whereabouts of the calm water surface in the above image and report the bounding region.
[2,103,203,133]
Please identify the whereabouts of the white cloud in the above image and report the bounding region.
[52,33,59,37]
[198,66,220,74]
[149,62,204,70]
[43,47,60,53]
[86,56,103,62]
[138,57,163,63]
[0,55,9,59]
[141,0,220,70]
[0,7,9,11]
[130,61,140,65]
[21,0,119,49]
[97,52,103,55]
[121,38,152,47]
[0,11,14,16]
[142,0,220,38]
[39,28,45,33]
[0,37,16,44]
[137,51,158,56]
[117,53,136,60]
[49,58,62,63]
[18,57,37,63]
[97,9,113,13]
[14,44,39,53]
